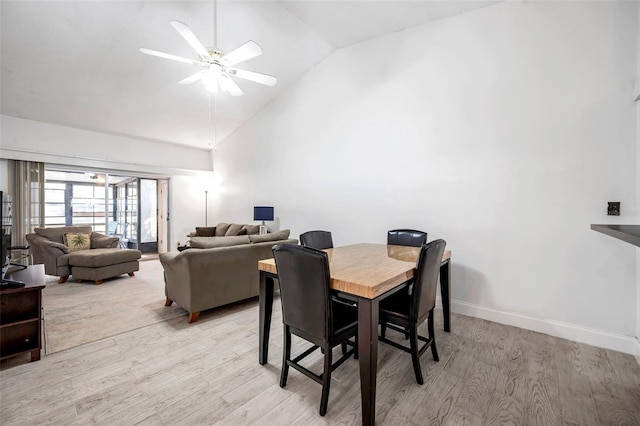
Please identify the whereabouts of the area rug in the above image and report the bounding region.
[42,259,187,354]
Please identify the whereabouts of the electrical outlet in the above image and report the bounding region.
[607,202,620,216]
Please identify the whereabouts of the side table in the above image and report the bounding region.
[0,264,45,362]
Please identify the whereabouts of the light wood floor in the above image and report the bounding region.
[1,296,639,425]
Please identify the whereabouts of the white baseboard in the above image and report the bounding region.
[439,298,638,355]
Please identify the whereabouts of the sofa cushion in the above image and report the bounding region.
[225,224,245,236]
[215,223,231,236]
[249,229,291,243]
[90,233,119,249]
[195,226,216,237]
[190,235,250,249]
[242,225,260,235]
[63,233,91,252]
[68,248,141,268]
[35,226,92,244]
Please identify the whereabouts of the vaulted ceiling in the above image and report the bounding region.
[1,1,500,150]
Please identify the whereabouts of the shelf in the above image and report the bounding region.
[590,224,640,247]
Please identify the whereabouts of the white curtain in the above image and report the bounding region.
[8,160,45,249]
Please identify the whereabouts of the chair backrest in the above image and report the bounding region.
[272,244,332,342]
[299,230,334,250]
[411,239,446,322]
[387,229,428,247]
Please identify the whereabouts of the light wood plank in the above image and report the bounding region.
[258,243,451,298]
[2,260,639,426]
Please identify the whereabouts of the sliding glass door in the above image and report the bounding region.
[44,169,167,254]
[114,178,157,253]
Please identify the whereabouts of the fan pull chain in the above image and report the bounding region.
[207,91,218,151]
[213,92,218,152]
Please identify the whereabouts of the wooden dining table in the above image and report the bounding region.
[257,243,452,425]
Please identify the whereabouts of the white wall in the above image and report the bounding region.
[169,173,215,250]
[0,115,212,174]
[0,116,216,248]
[0,159,8,193]
[213,1,638,352]
[636,0,640,362]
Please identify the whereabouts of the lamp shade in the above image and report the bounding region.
[254,206,274,221]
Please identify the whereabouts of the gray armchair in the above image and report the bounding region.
[26,226,140,284]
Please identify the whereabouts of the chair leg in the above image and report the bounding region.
[341,342,347,356]
[409,324,424,385]
[428,310,439,362]
[280,325,291,388]
[354,334,359,360]
[319,344,332,416]
[381,322,386,338]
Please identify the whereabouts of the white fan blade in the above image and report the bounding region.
[221,41,262,66]
[178,71,205,85]
[218,74,243,96]
[140,48,203,66]
[227,67,277,87]
[170,20,211,60]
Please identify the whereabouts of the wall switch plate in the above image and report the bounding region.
[607,202,620,216]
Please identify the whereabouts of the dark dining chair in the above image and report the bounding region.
[300,230,334,250]
[379,239,446,385]
[387,229,428,247]
[272,244,358,416]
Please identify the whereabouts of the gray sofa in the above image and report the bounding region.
[26,226,142,285]
[160,229,297,322]
[184,222,261,247]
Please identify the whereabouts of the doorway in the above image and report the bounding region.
[44,169,169,255]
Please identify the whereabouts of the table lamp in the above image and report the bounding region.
[254,206,274,235]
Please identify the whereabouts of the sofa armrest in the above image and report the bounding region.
[26,233,69,254]
[26,233,70,276]
[91,232,119,249]
[159,251,191,305]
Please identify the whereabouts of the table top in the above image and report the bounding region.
[2,264,46,292]
[258,243,451,299]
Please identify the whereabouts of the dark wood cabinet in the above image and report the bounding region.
[0,265,45,362]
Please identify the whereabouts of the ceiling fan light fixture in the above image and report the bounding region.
[201,71,216,86]
[204,81,218,94]
[218,75,231,93]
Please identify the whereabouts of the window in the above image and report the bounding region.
[44,171,113,233]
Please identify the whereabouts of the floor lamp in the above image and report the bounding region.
[205,190,208,227]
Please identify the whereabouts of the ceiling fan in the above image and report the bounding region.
[140,20,277,96]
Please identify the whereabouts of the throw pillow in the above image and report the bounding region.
[64,232,91,252]
[237,228,248,236]
[215,222,231,236]
[225,224,244,236]
[249,229,291,243]
[195,227,216,237]
[242,225,260,235]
